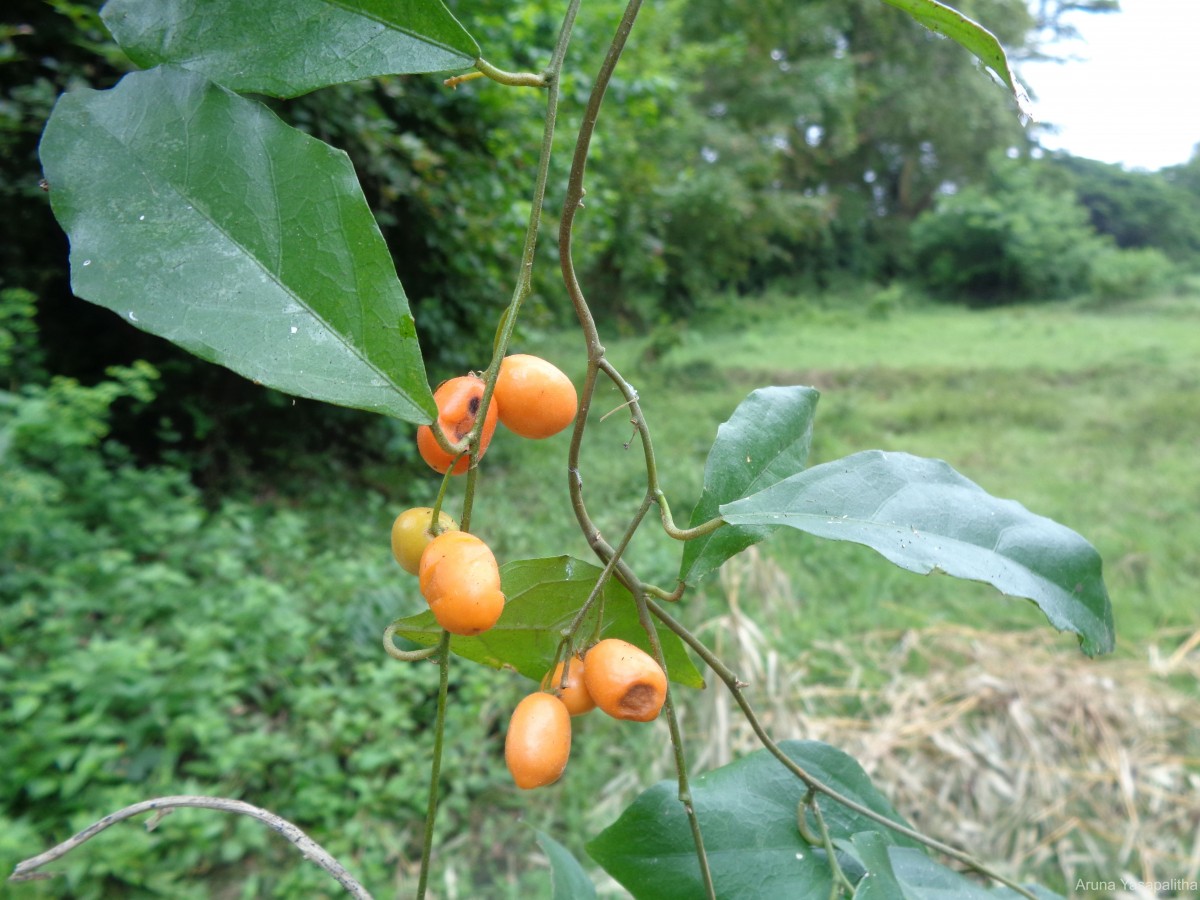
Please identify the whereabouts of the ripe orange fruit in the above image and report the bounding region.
[493,354,577,440]
[583,638,667,722]
[416,374,500,475]
[540,654,596,717]
[390,507,459,575]
[505,692,572,789]
[418,531,505,635]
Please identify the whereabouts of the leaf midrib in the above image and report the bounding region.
[84,81,420,416]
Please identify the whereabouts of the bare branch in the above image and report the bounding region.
[9,795,373,899]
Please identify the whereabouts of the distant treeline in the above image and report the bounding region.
[6,0,1194,479]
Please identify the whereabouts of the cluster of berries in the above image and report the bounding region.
[416,353,578,474]
[508,640,667,789]
[391,354,667,789]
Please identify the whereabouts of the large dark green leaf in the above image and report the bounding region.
[679,386,819,586]
[391,557,705,688]
[721,451,1114,656]
[868,846,1063,899]
[39,66,436,423]
[101,0,479,98]
[880,0,1030,113]
[842,832,906,899]
[586,740,922,899]
[534,829,598,900]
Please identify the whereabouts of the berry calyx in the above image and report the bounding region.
[390,507,459,575]
[494,354,578,440]
[583,638,667,722]
[417,374,500,475]
[418,531,505,636]
[505,692,572,789]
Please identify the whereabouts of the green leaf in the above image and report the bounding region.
[391,557,705,689]
[879,0,1030,113]
[39,66,436,423]
[841,832,905,899]
[101,0,480,98]
[679,386,819,586]
[882,847,1063,899]
[587,740,922,900]
[720,451,1114,656]
[533,829,598,900]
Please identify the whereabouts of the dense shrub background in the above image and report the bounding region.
[910,157,1188,304]
[0,352,516,896]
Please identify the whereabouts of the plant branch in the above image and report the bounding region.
[560,492,655,652]
[9,796,371,898]
[556,0,651,600]
[429,463,457,530]
[454,0,582,519]
[485,0,581,377]
[634,591,716,899]
[806,791,856,897]
[554,8,718,887]
[647,599,1039,900]
[416,631,452,900]
[562,364,645,602]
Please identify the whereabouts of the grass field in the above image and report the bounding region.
[441,289,1200,897]
[473,290,1200,651]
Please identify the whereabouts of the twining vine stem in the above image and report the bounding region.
[558,493,654,661]
[8,797,372,899]
[425,0,581,463]
[554,0,718,895]
[383,623,439,662]
[549,0,1045,891]
[412,4,584,898]
[415,631,452,900]
[805,791,856,898]
[647,599,1040,900]
[633,590,716,895]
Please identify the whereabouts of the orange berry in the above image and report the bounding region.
[583,638,667,722]
[418,531,505,635]
[390,507,459,575]
[540,654,596,717]
[505,692,571,789]
[416,374,500,475]
[494,354,578,440]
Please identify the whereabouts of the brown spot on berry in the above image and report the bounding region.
[619,683,659,718]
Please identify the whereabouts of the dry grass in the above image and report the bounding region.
[685,549,1200,898]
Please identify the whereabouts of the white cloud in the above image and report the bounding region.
[1018,0,1200,170]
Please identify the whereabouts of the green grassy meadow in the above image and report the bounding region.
[476,291,1200,653]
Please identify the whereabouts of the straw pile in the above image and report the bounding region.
[685,550,1200,899]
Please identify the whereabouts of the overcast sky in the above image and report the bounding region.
[1017,0,1199,171]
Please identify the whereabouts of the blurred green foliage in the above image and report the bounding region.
[909,155,1193,303]
[909,157,1109,301]
[1052,152,1200,263]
